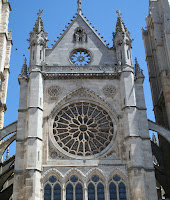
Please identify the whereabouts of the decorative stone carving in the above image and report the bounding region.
[102,149,118,159]
[73,27,87,43]
[49,142,66,159]
[70,49,91,66]
[48,85,61,99]
[53,102,114,157]
[103,85,116,98]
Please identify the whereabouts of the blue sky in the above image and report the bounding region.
[4,0,155,126]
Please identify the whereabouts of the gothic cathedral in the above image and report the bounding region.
[0,0,170,200]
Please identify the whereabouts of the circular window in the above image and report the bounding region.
[53,102,114,157]
[70,49,91,66]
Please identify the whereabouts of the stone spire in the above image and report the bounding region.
[77,0,82,14]
[113,11,133,66]
[115,10,127,34]
[134,58,144,78]
[28,10,48,67]
[33,10,44,34]
[19,57,28,79]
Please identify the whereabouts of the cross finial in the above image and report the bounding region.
[116,10,122,17]
[77,0,82,14]
[37,9,43,17]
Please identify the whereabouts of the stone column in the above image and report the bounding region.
[13,76,28,200]
[62,184,66,200]
[120,65,157,200]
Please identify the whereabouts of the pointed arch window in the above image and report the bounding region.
[88,175,105,200]
[109,175,127,200]
[44,176,61,200]
[66,175,84,200]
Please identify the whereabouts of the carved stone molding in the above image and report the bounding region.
[47,85,61,100]
[103,85,116,98]
[49,141,66,159]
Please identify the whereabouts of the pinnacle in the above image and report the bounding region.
[115,10,127,34]
[33,9,44,34]
[20,57,28,78]
[134,57,144,78]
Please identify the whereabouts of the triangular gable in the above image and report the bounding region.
[52,13,108,49]
[45,14,116,66]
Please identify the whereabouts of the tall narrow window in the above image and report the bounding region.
[88,183,95,200]
[66,176,83,200]
[44,176,61,200]
[76,183,83,200]
[54,184,61,200]
[109,175,127,200]
[33,50,35,60]
[97,183,105,200]
[44,184,52,200]
[88,175,105,200]
[109,183,117,200]
[119,182,127,200]
[66,184,73,200]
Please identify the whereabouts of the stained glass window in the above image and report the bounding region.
[109,175,127,200]
[70,176,78,183]
[54,184,61,200]
[109,183,117,200]
[49,176,57,183]
[44,176,61,200]
[66,184,73,200]
[44,184,52,200]
[88,175,105,200]
[76,183,83,200]
[88,183,95,200]
[92,176,99,183]
[119,182,127,200]
[113,175,121,182]
[97,183,105,200]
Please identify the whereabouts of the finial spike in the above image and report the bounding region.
[77,0,82,14]
[37,9,43,17]
[116,10,122,17]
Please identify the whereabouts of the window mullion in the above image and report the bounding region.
[117,183,119,200]
[74,184,76,200]
[51,185,54,200]
[84,185,88,200]
[95,184,97,200]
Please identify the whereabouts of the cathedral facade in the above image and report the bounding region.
[13,2,158,199]
[0,0,170,200]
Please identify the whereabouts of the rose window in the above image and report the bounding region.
[53,102,114,156]
[70,49,91,66]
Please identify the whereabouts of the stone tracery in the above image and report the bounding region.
[53,102,114,156]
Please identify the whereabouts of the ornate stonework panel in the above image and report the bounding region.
[49,142,66,159]
[53,102,114,157]
[48,85,61,99]
[70,49,91,66]
[103,85,116,98]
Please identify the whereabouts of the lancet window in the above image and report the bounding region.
[88,175,105,200]
[109,175,127,200]
[44,176,61,200]
[66,175,83,200]
[43,174,127,200]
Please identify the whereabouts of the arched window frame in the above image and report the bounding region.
[66,175,84,200]
[87,174,106,200]
[108,174,127,200]
[43,175,62,200]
